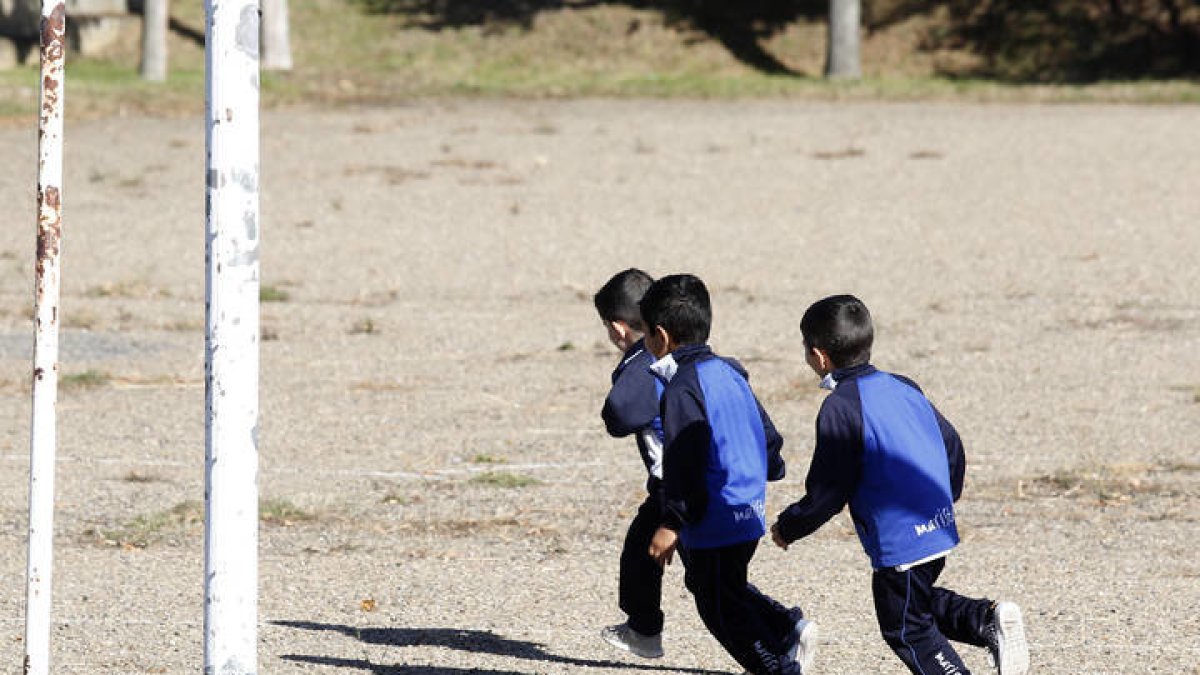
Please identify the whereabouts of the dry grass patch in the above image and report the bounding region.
[60,369,112,389]
[469,471,540,488]
[1021,462,1196,506]
[260,498,317,526]
[93,500,204,549]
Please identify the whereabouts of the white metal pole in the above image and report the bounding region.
[203,0,260,669]
[24,1,66,673]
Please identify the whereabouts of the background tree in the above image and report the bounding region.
[825,0,861,79]
[139,0,168,81]
[262,0,293,71]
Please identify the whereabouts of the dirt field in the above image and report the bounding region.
[0,100,1197,674]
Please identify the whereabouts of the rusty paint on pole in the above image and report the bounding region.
[204,0,260,670]
[24,1,65,674]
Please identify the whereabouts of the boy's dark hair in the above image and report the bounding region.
[594,268,654,331]
[639,274,711,346]
[800,294,873,368]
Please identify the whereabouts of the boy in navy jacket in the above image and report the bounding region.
[643,274,816,675]
[771,295,1029,675]
[594,269,669,659]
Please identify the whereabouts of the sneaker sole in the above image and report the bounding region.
[994,602,1029,675]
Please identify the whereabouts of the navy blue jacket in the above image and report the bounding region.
[601,339,665,495]
[654,344,786,549]
[775,364,965,569]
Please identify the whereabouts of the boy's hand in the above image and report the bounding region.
[648,526,679,567]
[770,522,789,550]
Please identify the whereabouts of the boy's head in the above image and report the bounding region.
[639,274,711,359]
[594,268,654,352]
[800,294,873,375]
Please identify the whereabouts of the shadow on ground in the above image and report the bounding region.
[352,0,1200,82]
[357,0,824,75]
[274,621,729,674]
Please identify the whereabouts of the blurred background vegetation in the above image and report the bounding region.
[0,0,1197,119]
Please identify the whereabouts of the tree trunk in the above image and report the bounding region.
[261,0,293,71]
[825,0,861,79]
[140,0,168,81]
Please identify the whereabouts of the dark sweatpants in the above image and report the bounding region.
[872,557,993,675]
[683,540,801,675]
[619,495,667,636]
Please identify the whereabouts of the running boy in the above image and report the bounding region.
[593,268,670,659]
[642,274,816,675]
[770,294,1030,675]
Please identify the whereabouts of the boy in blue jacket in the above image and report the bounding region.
[643,274,816,675]
[594,268,670,659]
[771,294,1029,675]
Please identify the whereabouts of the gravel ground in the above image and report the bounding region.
[0,100,1197,674]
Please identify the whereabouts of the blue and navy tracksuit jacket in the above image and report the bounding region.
[601,339,665,495]
[652,344,786,550]
[775,364,964,569]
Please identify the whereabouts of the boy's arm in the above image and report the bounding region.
[659,385,710,532]
[932,405,965,501]
[773,396,861,544]
[757,398,786,482]
[601,357,660,438]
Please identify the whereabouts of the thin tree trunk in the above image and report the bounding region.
[261,0,292,71]
[140,0,168,81]
[825,0,861,79]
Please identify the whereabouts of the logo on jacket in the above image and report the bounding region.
[914,506,955,536]
[733,500,766,524]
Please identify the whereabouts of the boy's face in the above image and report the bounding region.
[603,320,640,353]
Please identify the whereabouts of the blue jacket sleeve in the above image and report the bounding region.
[658,381,709,532]
[774,394,861,544]
[601,357,660,438]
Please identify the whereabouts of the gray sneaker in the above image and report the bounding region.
[600,623,664,659]
[985,601,1029,675]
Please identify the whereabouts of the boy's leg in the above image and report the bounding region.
[930,586,993,646]
[684,541,800,675]
[931,580,1030,674]
[746,583,817,673]
[872,558,972,675]
[618,496,666,637]
[746,583,800,638]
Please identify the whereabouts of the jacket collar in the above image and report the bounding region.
[621,338,648,367]
[829,363,876,388]
[671,343,712,364]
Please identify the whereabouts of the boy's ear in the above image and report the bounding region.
[654,324,676,353]
[611,320,634,340]
[812,347,833,373]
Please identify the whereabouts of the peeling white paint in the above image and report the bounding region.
[25,2,66,674]
[204,0,260,670]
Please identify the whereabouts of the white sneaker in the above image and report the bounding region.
[600,623,664,659]
[985,601,1029,675]
[790,619,818,673]
[743,617,817,675]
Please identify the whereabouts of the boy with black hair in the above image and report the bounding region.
[641,273,816,675]
[593,268,669,659]
[771,294,1030,675]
